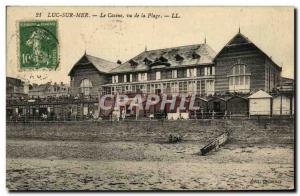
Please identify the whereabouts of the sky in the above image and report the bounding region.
[6,6,294,84]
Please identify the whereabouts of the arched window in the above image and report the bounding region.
[228,64,250,93]
[80,79,92,96]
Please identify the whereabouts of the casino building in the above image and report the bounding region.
[69,32,282,97]
[67,31,292,117]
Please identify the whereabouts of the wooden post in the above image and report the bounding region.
[270,97,273,118]
[280,94,282,116]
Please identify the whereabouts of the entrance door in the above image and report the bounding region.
[155,89,161,95]
[213,102,220,113]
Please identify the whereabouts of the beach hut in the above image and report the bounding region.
[226,95,248,116]
[194,97,208,112]
[248,90,272,116]
[208,96,226,116]
[272,94,293,115]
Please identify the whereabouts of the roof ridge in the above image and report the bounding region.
[85,53,117,65]
[145,43,203,53]
[226,32,251,46]
[214,32,281,70]
[117,43,207,69]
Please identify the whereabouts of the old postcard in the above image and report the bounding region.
[6,6,295,191]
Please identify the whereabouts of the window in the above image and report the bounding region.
[161,71,167,80]
[80,79,92,96]
[138,73,147,81]
[162,83,167,93]
[166,70,172,79]
[165,83,171,94]
[171,82,178,94]
[192,52,200,59]
[179,81,188,93]
[198,67,205,76]
[116,86,122,93]
[175,54,184,61]
[204,66,214,76]
[150,84,155,94]
[187,68,197,77]
[172,69,177,79]
[124,75,127,83]
[111,86,116,95]
[147,84,151,93]
[154,83,161,94]
[212,66,215,75]
[125,85,131,92]
[83,105,88,115]
[112,75,118,83]
[188,81,196,94]
[132,74,138,82]
[132,85,136,92]
[177,69,185,78]
[156,71,161,80]
[144,58,152,65]
[205,80,215,95]
[228,64,250,93]
[142,73,147,81]
[196,80,202,94]
[197,68,202,76]
[138,84,146,93]
[187,69,191,77]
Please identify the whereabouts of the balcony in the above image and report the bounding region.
[103,75,215,86]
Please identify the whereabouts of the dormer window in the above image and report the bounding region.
[175,54,184,61]
[159,56,168,62]
[143,57,152,65]
[129,59,138,67]
[192,52,200,59]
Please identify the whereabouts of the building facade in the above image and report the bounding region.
[29,82,70,98]
[6,32,294,121]
[69,32,284,98]
[68,54,119,97]
[6,77,29,99]
[214,33,281,94]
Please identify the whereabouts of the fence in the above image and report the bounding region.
[6,93,294,122]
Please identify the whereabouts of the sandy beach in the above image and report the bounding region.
[7,139,294,190]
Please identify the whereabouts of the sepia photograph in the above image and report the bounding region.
[5,6,295,191]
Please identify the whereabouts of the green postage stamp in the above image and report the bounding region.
[19,20,59,70]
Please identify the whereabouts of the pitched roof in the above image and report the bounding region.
[30,83,51,92]
[110,43,216,73]
[280,77,294,84]
[85,54,119,73]
[68,54,119,76]
[226,33,251,45]
[226,95,249,101]
[248,90,272,99]
[214,32,282,71]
